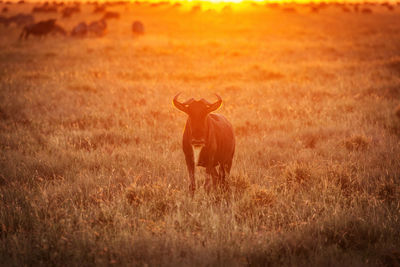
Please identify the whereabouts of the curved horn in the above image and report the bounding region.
[183,98,195,105]
[206,94,222,113]
[173,92,188,113]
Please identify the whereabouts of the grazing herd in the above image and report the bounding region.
[71,18,107,37]
[19,18,66,39]
[0,1,145,40]
[0,1,398,42]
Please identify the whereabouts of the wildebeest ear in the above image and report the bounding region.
[206,94,222,113]
[173,92,189,113]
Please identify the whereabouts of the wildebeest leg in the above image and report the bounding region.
[205,167,211,193]
[219,161,232,191]
[19,29,26,40]
[209,167,218,188]
[185,154,195,194]
[218,163,228,190]
[226,159,233,175]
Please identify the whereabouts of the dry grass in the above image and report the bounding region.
[1,1,400,266]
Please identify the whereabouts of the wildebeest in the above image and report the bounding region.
[88,19,106,36]
[8,13,34,27]
[61,6,80,18]
[361,7,373,14]
[93,5,106,13]
[71,22,87,37]
[102,11,120,20]
[173,93,235,193]
[19,19,62,40]
[132,20,144,35]
[32,5,57,13]
[0,15,9,26]
[342,7,351,12]
[282,7,297,13]
[51,24,67,36]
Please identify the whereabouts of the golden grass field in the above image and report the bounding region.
[1,1,400,266]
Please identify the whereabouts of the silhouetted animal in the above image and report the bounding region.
[342,7,351,12]
[282,7,296,13]
[51,24,66,36]
[102,11,120,20]
[361,8,373,14]
[132,20,144,34]
[173,93,235,193]
[61,6,80,18]
[32,5,57,13]
[19,19,57,40]
[8,13,34,27]
[395,104,400,119]
[0,15,9,26]
[88,19,106,36]
[71,22,87,37]
[93,5,105,13]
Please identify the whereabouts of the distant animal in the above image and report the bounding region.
[131,20,144,34]
[361,8,373,14]
[173,93,235,193]
[19,19,58,40]
[342,7,351,12]
[32,5,57,13]
[51,24,67,36]
[395,104,400,119]
[19,19,66,40]
[61,6,80,18]
[282,7,296,13]
[386,5,394,11]
[102,11,120,20]
[71,22,87,37]
[191,5,201,12]
[8,13,34,27]
[93,5,106,13]
[88,19,106,36]
[0,15,9,26]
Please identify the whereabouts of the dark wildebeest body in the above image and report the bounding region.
[88,19,106,36]
[61,6,80,18]
[71,22,87,37]
[0,15,9,26]
[8,13,34,27]
[132,20,144,35]
[93,5,106,13]
[173,93,235,193]
[19,19,57,40]
[32,5,57,13]
[51,24,67,36]
[102,11,120,20]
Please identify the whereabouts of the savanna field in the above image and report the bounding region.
[1,0,400,266]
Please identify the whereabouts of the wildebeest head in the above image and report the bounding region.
[173,93,222,146]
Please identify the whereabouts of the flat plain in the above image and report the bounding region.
[0,1,400,266]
